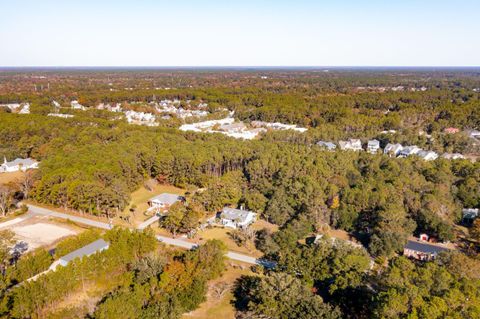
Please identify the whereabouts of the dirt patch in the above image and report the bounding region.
[0,171,23,185]
[12,222,77,251]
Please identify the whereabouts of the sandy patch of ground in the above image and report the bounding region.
[12,222,77,251]
[0,171,23,185]
[0,214,32,229]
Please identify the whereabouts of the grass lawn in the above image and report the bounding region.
[0,171,23,185]
[182,265,253,319]
[119,182,185,225]
[196,226,263,257]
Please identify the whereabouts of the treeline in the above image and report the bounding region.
[234,237,480,318]
[2,228,157,318]
[1,114,480,256]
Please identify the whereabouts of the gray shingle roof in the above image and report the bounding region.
[59,239,109,263]
[149,193,182,205]
[404,240,450,255]
[221,207,254,222]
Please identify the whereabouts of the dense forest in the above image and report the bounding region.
[1,69,480,318]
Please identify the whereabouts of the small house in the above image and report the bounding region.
[338,139,362,151]
[366,139,380,154]
[384,143,403,156]
[220,207,256,229]
[403,240,450,261]
[1,157,39,173]
[417,150,438,161]
[462,208,479,225]
[316,141,337,151]
[71,100,86,110]
[398,145,421,158]
[442,153,465,160]
[148,193,183,210]
[51,239,109,270]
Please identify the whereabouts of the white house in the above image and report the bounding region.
[441,153,465,160]
[417,150,438,161]
[50,239,109,271]
[317,141,337,151]
[339,139,362,151]
[18,103,30,114]
[384,143,403,156]
[220,207,256,229]
[398,145,421,158]
[367,139,380,154]
[148,193,183,210]
[1,157,39,173]
[71,100,86,110]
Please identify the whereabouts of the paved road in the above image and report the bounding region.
[26,204,275,268]
[27,204,112,230]
[138,215,160,230]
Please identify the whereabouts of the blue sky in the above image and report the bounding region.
[0,0,478,66]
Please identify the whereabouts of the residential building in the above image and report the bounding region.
[367,139,380,154]
[442,153,465,160]
[50,239,109,270]
[384,143,403,156]
[148,193,183,211]
[220,207,256,229]
[316,141,337,151]
[403,240,450,261]
[462,208,479,225]
[338,139,362,151]
[1,157,39,173]
[417,150,438,161]
[398,145,421,158]
[70,100,86,110]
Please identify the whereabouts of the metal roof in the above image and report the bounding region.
[59,239,109,263]
[404,240,450,254]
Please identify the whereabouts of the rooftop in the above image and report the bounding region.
[59,239,109,264]
[404,240,450,255]
[221,207,254,221]
[150,193,182,205]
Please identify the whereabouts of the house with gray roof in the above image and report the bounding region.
[50,239,109,270]
[398,145,421,158]
[338,139,362,151]
[148,193,183,210]
[384,143,403,156]
[316,141,337,151]
[0,157,39,173]
[462,208,479,225]
[403,240,450,261]
[367,139,380,154]
[220,207,256,229]
[417,150,438,161]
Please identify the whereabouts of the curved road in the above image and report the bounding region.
[26,204,275,268]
